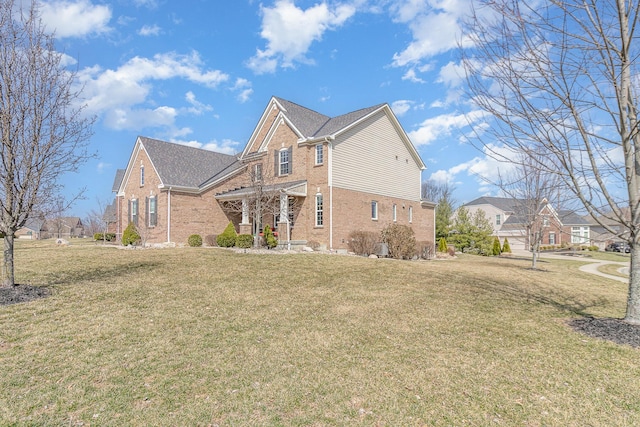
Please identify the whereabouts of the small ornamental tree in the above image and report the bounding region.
[502,238,512,254]
[216,222,237,247]
[263,224,278,249]
[492,237,502,256]
[438,237,448,253]
[122,222,140,246]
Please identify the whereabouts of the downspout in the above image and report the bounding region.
[326,136,334,251]
[167,187,172,243]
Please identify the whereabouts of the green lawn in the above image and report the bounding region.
[1,241,638,426]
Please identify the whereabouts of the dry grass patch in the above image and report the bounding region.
[0,241,638,425]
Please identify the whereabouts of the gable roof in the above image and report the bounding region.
[465,196,523,213]
[243,96,425,169]
[140,137,241,188]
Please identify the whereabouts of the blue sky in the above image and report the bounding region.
[39,0,508,217]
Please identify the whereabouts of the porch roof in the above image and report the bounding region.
[215,180,307,200]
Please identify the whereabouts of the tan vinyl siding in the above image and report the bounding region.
[332,110,421,201]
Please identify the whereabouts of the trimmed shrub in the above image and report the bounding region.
[588,245,599,251]
[492,237,501,256]
[381,224,416,260]
[205,234,217,247]
[94,233,116,242]
[94,233,103,241]
[263,225,278,249]
[502,237,512,253]
[236,234,253,249]
[216,222,237,247]
[347,230,380,256]
[416,241,435,259]
[122,222,140,246]
[188,234,203,247]
[437,237,448,253]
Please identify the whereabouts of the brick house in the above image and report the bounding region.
[463,196,590,250]
[112,96,435,250]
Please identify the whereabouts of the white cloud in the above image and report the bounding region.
[96,162,111,174]
[75,52,230,131]
[390,0,475,67]
[247,0,356,74]
[138,24,161,36]
[104,106,178,130]
[401,68,425,83]
[76,52,229,117]
[172,138,241,155]
[391,100,414,116]
[232,78,253,103]
[408,109,487,146]
[40,0,112,38]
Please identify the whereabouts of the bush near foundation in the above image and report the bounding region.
[122,222,140,246]
[381,224,416,260]
[416,241,435,259]
[263,225,277,249]
[347,230,380,256]
[216,222,237,247]
[236,234,253,249]
[188,234,203,247]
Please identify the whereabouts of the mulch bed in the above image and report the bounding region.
[0,284,50,306]
[569,317,640,348]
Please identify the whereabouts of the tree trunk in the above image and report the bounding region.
[3,232,15,287]
[626,241,640,324]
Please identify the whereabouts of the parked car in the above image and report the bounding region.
[605,242,629,253]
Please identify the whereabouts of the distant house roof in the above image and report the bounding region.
[464,196,521,213]
[557,210,590,226]
[137,137,243,189]
[103,202,116,223]
[22,217,47,232]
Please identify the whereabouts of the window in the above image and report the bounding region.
[315,144,323,165]
[129,199,138,226]
[409,206,413,223]
[255,163,263,181]
[496,214,501,226]
[315,194,323,226]
[371,201,378,220]
[571,226,589,244]
[147,196,157,227]
[393,204,397,222]
[278,148,291,175]
[140,166,145,186]
[549,232,555,245]
[543,215,550,227]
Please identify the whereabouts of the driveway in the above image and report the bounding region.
[512,250,629,283]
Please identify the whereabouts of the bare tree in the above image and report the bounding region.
[461,0,640,323]
[0,0,94,287]
[218,166,300,248]
[422,179,457,239]
[492,152,567,268]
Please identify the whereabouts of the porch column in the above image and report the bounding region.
[239,197,252,235]
[277,193,289,244]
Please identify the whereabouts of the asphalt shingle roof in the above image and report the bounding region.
[274,97,385,138]
[112,169,125,192]
[139,137,242,188]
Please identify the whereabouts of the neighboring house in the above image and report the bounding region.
[112,96,436,249]
[586,208,631,249]
[47,217,85,239]
[16,218,49,240]
[463,196,590,250]
[103,201,118,234]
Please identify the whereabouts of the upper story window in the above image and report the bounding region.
[409,206,413,223]
[495,214,501,226]
[315,144,324,165]
[371,201,378,220]
[140,166,145,186]
[393,204,397,222]
[277,147,292,176]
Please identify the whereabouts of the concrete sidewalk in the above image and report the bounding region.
[511,249,629,283]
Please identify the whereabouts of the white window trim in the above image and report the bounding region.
[315,143,323,165]
[371,201,378,220]
[409,206,413,223]
[279,149,290,175]
[315,193,323,227]
[393,204,397,222]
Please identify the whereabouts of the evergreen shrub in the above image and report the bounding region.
[216,222,237,247]
[188,234,203,247]
[122,222,140,246]
[236,234,253,249]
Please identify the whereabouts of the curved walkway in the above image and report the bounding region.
[513,250,629,283]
